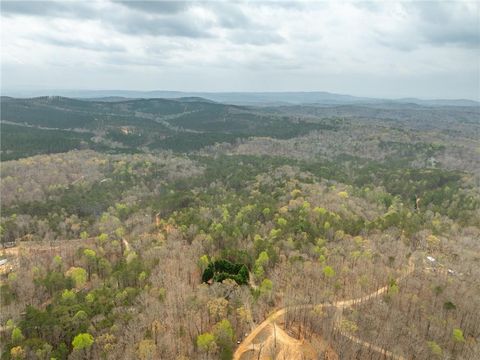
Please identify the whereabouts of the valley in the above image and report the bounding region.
[1,96,479,359]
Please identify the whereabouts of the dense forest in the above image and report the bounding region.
[1,97,479,359]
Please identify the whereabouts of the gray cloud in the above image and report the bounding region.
[409,2,480,48]
[114,15,213,38]
[0,1,310,43]
[112,1,188,14]
[425,27,480,48]
[376,37,418,52]
[204,2,252,29]
[2,0,214,39]
[36,35,126,53]
[370,2,479,52]
[229,30,285,46]
[0,0,96,18]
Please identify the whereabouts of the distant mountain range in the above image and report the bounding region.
[3,90,478,107]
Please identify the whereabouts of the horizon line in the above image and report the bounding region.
[1,88,478,102]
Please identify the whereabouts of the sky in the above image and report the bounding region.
[1,0,479,99]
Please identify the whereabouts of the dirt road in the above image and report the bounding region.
[233,256,415,360]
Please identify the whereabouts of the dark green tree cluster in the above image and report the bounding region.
[202,259,249,285]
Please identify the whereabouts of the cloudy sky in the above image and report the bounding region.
[1,0,479,99]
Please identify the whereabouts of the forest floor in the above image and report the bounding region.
[0,246,19,276]
[234,255,415,360]
[0,246,19,257]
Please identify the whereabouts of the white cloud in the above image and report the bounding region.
[1,0,478,99]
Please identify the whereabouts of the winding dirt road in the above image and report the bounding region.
[233,256,415,360]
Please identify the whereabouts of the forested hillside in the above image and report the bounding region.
[1,97,328,159]
[1,97,479,359]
